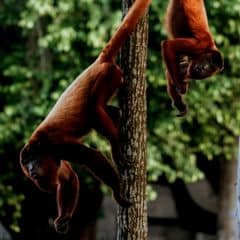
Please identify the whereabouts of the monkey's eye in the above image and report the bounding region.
[22,155,37,165]
[21,157,32,165]
[195,67,201,73]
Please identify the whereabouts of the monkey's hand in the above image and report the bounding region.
[54,215,71,234]
[174,101,188,117]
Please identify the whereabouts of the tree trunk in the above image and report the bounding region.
[218,156,238,240]
[237,137,240,239]
[116,0,148,239]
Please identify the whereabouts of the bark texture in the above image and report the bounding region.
[116,0,148,239]
[237,137,240,239]
[218,157,238,240]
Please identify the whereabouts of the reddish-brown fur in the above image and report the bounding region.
[162,0,224,116]
[20,0,151,234]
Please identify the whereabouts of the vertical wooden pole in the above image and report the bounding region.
[218,146,238,240]
[116,0,149,239]
[236,137,240,239]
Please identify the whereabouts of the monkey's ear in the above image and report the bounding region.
[211,50,224,70]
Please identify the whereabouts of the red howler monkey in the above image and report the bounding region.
[162,0,224,116]
[20,0,151,234]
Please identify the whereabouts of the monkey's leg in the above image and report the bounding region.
[58,142,131,207]
[82,149,131,208]
[106,106,121,126]
[91,64,125,167]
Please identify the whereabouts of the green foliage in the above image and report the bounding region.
[0,0,239,232]
[0,184,24,232]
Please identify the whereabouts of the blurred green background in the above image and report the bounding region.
[0,0,239,236]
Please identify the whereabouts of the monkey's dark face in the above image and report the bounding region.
[20,143,59,191]
[187,51,224,80]
[189,59,217,79]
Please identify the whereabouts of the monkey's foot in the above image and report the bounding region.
[54,216,71,234]
[117,158,132,169]
[113,150,131,169]
[113,192,132,208]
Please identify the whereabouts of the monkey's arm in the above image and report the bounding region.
[91,64,124,167]
[54,161,79,234]
[162,38,203,93]
[165,71,188,117]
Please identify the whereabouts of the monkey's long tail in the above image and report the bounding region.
[98,0,151,62]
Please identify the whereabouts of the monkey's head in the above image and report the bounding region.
[20,132,59,191]
[187,50,224,80]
